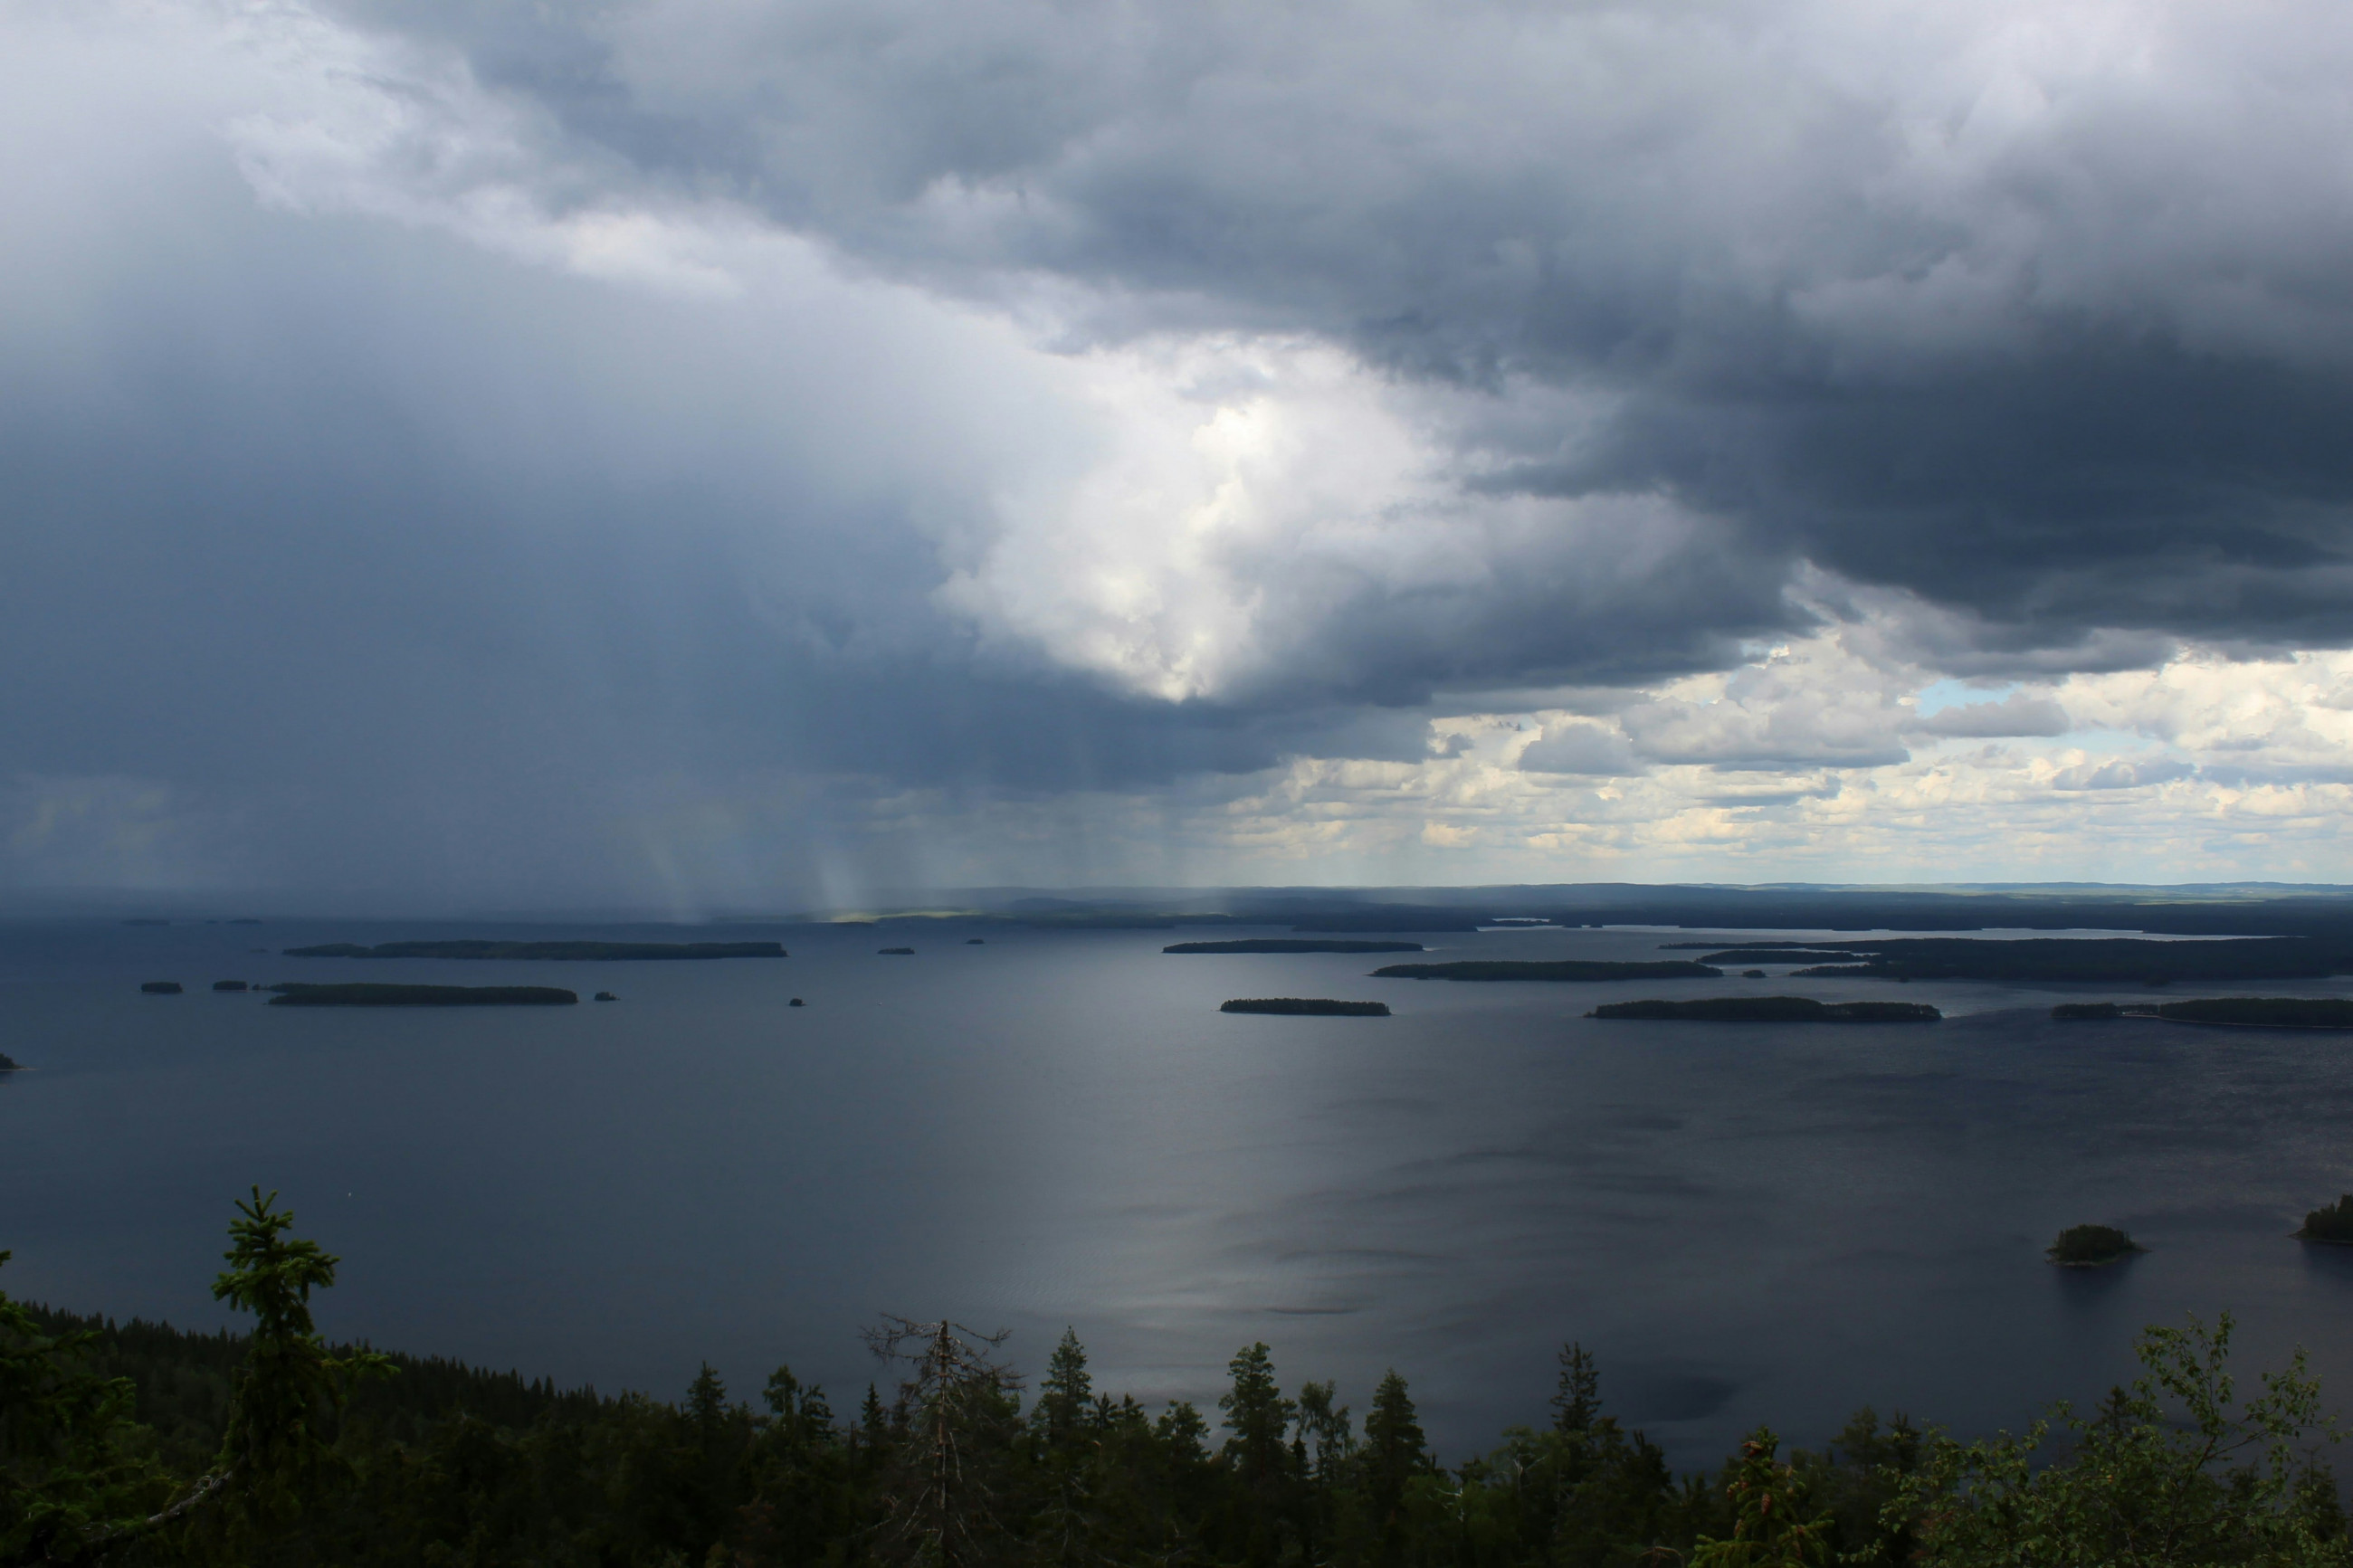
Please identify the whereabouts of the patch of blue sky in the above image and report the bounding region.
[1911,679,2017,717]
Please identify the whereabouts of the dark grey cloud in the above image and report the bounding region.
[328,0,2353,659]
[11,1,2353,901]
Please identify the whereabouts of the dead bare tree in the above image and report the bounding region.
[863,1316,1024,1568]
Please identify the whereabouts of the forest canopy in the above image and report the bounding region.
[4,1198,2348,1567]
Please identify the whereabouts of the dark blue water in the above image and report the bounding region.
[7,916,2353,1468]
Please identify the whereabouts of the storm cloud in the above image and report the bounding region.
[6,0,2353,903]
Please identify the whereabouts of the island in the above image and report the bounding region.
[1220,998,1391,1016]
[2296,1193,2353,1240]
[1167,939,1425,955]
[1370,960,1721,982]
[283,941,786,961]
[789,998,805,1006]
[1688,936,2353,985]
[1740,969,1767,979]
[1590,997,1941,1022]
[2047,1224,2143,1267]
[266,984,578,1007]
[213,980,249,992]
[0,1051,17,1071]
[878,947,915,955]
[2296,1195,2353,1244]
[140,981,182,994]
[594,991,617,1002]
[966,938,986,945]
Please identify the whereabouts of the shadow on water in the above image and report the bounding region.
[2296,1239,2353,1282]
[1616,1364,1742,1424]
[2051,1255,2141,1316]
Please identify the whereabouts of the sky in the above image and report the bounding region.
[8,0,2353,911]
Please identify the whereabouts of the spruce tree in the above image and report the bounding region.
[1552,1342,1601,1434]
[1217,1344,1298,1566]
[1362,1370,1431,1532]
[1033,1328,1092,1449]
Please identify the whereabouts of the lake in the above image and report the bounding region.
[6,915,2353,1468]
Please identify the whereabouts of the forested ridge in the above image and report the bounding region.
[5,1200,2349,1566]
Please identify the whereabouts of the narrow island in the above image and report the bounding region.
[266,984,578,1007]
[1590,997,1940,1022]
[1689,936,2353,985]
[1220,998,1391,1016]
[2295,1195,2353,1244]
[1167,939,1425,955]
[2047,1224,2144,1267]
[284,940,786,961]
[594,991,617,1002]
[878,947,915,955]
[213,980,249,992]
[1370,960,1721,982]
[140,981,182,994]
[2154,997,2353,1029]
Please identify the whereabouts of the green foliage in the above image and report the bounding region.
[0,1252,174,1565]
[1691,1429,1834,1567]
[1896,1313,2348,1566]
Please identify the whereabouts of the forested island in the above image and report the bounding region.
[1591,998,1941,1022]
[1167,940,1425,955]
[1220,998,1391,1016]
[283,940,786,961]
[2156,997,2353,1029]
[2047,1224,2144,1267]
[4,1194,2343,1568]
[1688,936,2352,985]
[1370,960,1721,982]
[0,1051,16,1071]
[2299,1196,2353,1244]
[138,981,181,994]
[265,984,578,1007]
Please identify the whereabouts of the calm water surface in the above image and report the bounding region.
[6,917,2353,1467]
